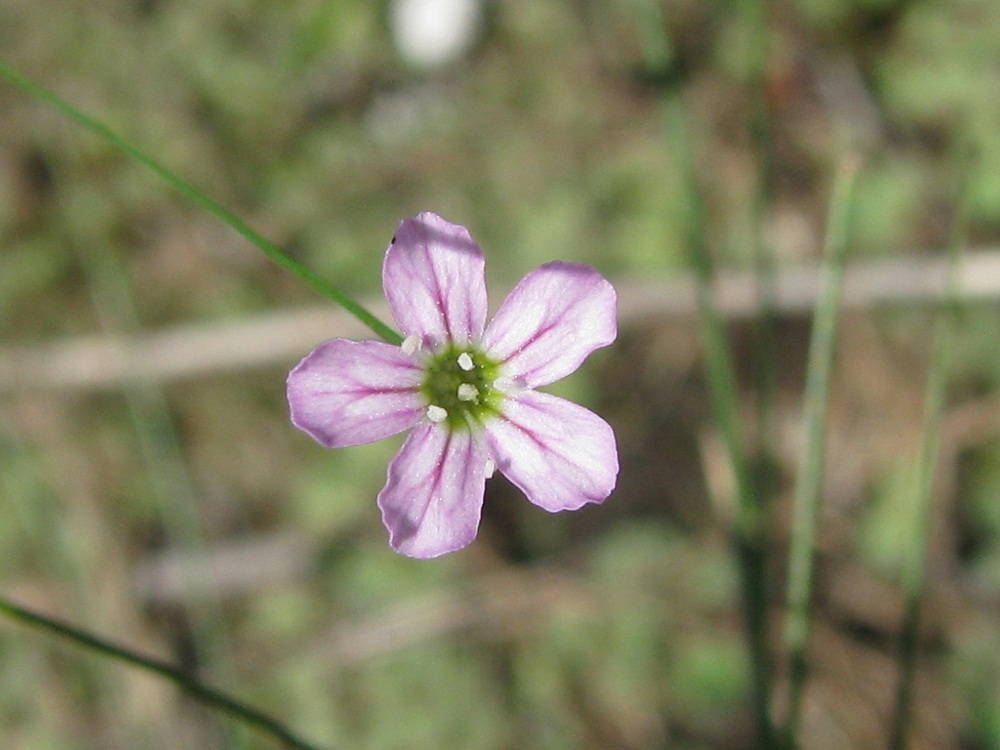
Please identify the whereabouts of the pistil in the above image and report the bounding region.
[417,344,504,430]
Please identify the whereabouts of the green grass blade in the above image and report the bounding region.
[71,220,248,746]
[634,1,776,743]
[669,92,776,748]
[888,163,968,750]
[0,60,402,346]
[782,156,861,745]
[0,423,148,745]
[0,596,331,750]
[741,0,781,467]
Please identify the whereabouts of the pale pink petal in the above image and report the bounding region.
[378,421,488,558]
[484,391,617,512]
[481,262,616,388]
[383,212,488,347]
[287,339,424,448]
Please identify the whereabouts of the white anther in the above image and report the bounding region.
[426,405,448,423]
[401,335,422,356]
[492,376,518,393]
[484,459,496,479]
[457,383,479,402]
[457,352,475,371]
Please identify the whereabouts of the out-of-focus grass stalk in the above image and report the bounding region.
[635,2,776,745]
[888,167,967,750]
[0,206,144,744]
[0,419,142,746]
[0,58,336,750]
[741,0,781,469]
[0,596,330,750]
[781,157,861,745]
[69,219,247,747]
[667,95,777,750]
[0,61,402,346]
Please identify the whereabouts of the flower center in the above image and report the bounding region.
[420,344,504,430]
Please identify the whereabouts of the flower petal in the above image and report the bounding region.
[383,212,488,347]
[378,421,488,558]
[287,339,424,448]
[482,262,616,387]
[484,391,617,512]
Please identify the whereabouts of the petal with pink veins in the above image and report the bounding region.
[383,212,488,347]
[287,339,424,448]
[482,262,616,388]
[378,421,488,558]
[484,390,618,512]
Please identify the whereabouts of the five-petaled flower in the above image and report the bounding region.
[287,212,618,558]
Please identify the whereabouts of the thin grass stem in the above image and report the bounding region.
[634,2,776,744]
[888,162,968,750]
[741,0,782,471]
[739,3,784,742]
[668,92,777,749]
[71,219,247,746]
[0,423,149,745]
[781,156,861,746]
[0,595,331,750]
[0,60,402,346]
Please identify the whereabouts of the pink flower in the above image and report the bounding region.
[287,212,618,558]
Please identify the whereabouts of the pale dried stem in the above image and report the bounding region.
[1,249,994,393]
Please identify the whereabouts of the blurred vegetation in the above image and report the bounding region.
[3,0,1000,748]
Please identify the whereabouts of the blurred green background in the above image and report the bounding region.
[4,0,1000,748]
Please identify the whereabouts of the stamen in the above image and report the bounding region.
[492,376,518,393]
[457,384,479,402]
[484,459,496,479]
[418,344,504,429]
[401,335,421,356]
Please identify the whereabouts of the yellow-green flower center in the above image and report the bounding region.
[420,344,504,430]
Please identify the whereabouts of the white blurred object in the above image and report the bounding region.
[390,0,484,69]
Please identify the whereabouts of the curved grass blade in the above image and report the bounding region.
[889,158,968,750]
[782,156,861,745]
[0,595,331,750]
[0,61,402,346]
[633,1,776,743]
